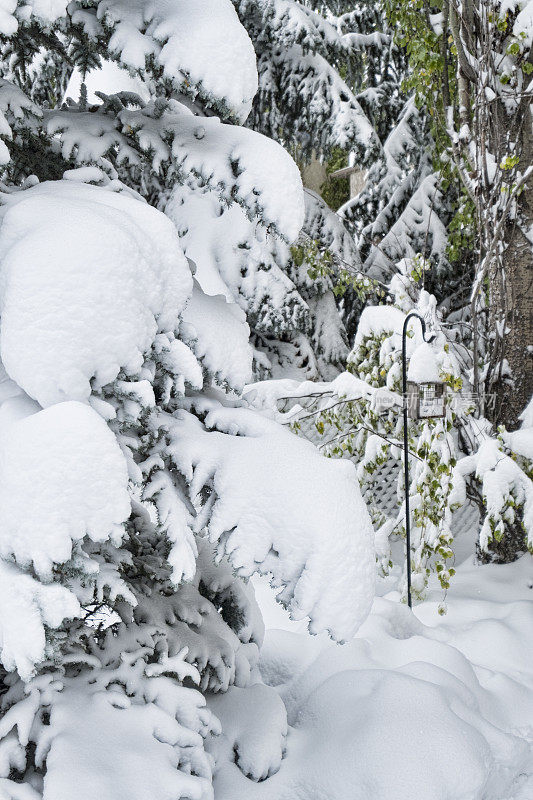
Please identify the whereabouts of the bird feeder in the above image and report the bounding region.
[406,380,446,419]
[406,341,446,420]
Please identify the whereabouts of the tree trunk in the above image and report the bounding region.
[490,115,533,430]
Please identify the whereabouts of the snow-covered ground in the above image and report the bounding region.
[217,551,533,799]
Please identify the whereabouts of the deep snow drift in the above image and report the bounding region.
[213,552,533,800]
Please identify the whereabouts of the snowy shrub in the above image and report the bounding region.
[451,429,533,562]
[246,265,474,601]
[305,287,466,599]
[248,255,533,597]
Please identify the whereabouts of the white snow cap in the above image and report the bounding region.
[162,122,305,244]
[0,181,192,407]
[0,0,68,32]
[519,394,533,429]
[169,406,375,640]
[353,304,406,348]
[99,0,258,121]
[181,281,253,392]
[0,559,80,680]
[514,0,533,47]
[0,401,130,580]
[0,0,18,35]
[407,341,441,383]
[28,0,69,22]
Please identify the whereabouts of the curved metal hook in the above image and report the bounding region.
[401,311,436,609]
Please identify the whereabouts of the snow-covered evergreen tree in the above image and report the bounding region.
[340,101,446,278]
[230,0,399,377]
[0,5,376,798]
[234,0,447,355]
[234,0,401,159]
[0,0,350,381]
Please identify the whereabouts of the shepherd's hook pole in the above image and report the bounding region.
[402,312,435,609]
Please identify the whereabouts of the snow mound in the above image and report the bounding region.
[286,667,522,800]
[0,181,192,407]
[214,661,526,800]
[167,405,375,640]
[0,401,130,580]
[42,683,213,800]
[208,684,287,782]
[213,556,533,800]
